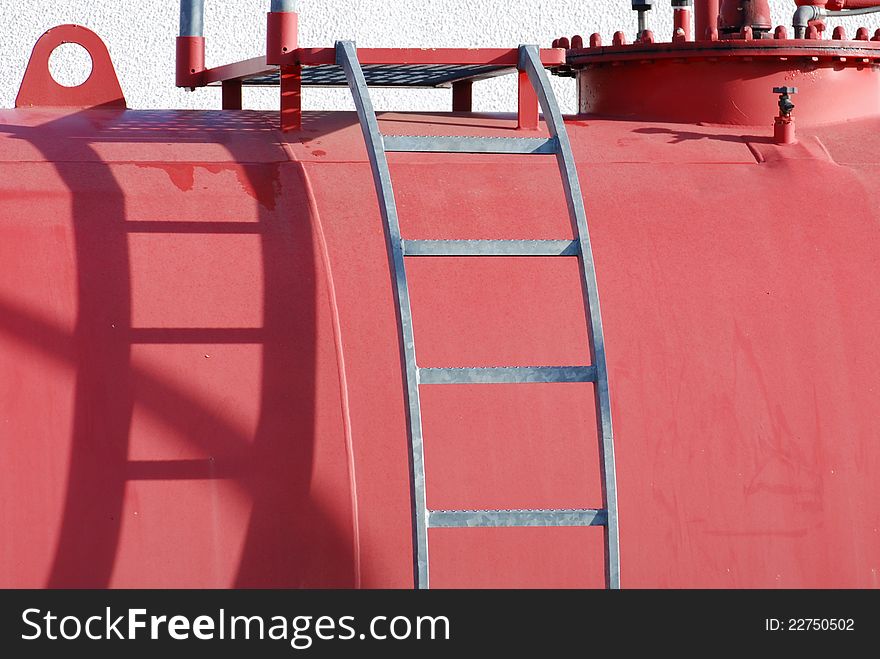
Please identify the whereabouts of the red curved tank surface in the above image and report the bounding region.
[2,12,880,588]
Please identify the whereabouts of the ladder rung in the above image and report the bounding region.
[419,366,597,385]
[428,509,608,528]
[383,135,558,155]
[402,239,579,257]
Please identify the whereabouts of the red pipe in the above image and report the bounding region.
[267,10,298,65]
[795,1,880,8]
[268,10,300,131]
[674,5,694,40]
[175,36,205,88]
[695,0,720,40]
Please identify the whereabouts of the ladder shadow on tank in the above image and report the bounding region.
[0,113,358,588]
[632,126,774,146]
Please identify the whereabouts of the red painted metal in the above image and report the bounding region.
[774,114,796,143]
[272,13,301,131]
[176,36,206,89]
[695,0,720,39]
[673,5,693,41]
[16,25,125,109]
[191,46,563,131]
[5,13,880,589]
[266,11,299,66]
[452,80,474,112]
[570,40,880,126]
[280,64,302,132]
[517,70,539,130]
[221,79,243,110]
[202,56,271,86]
[825,0,880,8]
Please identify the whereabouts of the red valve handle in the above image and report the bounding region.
[15,24,126,109]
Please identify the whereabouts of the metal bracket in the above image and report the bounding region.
[16,24,126,109]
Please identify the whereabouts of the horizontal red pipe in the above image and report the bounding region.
[800,0,880,8]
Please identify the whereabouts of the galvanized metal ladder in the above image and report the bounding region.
[337,40,620,589]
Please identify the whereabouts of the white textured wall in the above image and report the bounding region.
[0,1,873,114]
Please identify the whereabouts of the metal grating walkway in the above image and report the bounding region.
[241,63,512,88]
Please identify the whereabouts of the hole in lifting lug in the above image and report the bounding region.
[48,42,93,88]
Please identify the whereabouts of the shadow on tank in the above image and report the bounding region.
[0,109,359,588]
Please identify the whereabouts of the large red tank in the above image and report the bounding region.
[2,1,880,589]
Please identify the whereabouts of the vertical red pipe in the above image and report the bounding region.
[774,115,796,145]
[674,6,693,40]
[280,65,302,133]
[267,11,298,64]
[175,36,205,88]
[694,0,719,40]
[267,10,300,131]
[177,0,206,88]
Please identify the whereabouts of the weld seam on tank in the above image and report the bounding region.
[292,154,363,590]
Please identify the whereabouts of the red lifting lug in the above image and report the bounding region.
[15,24,126,109]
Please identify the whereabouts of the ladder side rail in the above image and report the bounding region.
[336,40,431,590]
[519,45,621,590]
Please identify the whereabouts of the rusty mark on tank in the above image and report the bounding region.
[134,163,280,211]
[206,163,281,211]
[136,163,196,192]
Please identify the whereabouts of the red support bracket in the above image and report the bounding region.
[280,65,302,132]
[16,24,126,109]
[452,80,473,112]
[222,79,243,110]
[267,11,299,65]
[517,70,539,131]
[268,11,300,131]
[176,36,206,89]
